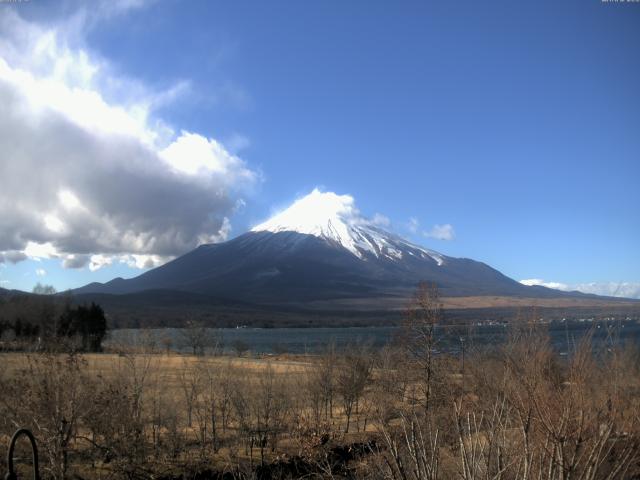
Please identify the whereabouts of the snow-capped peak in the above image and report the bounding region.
[252,189,360,238]
[251,189,445,265]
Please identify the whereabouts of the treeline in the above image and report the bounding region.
[1,284,639,479]
[0,288,107,352]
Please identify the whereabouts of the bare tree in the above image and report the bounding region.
[32,282,57,295]
[83,353,158,476]
[400,282,443,414]
[179,320,224,356]
[336,344,372,433]
[231,365,291,465]
[252,365,291,464]
[0,352,92,479]
[180,320,208,355]
[179,358,202,428]
[304,341,337,434]
[375,408,441,480]
[232,339,250,357]
[192,359,233,454]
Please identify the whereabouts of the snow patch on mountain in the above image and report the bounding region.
[252,189,445,265]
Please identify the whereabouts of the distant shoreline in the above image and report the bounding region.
[105,318,640,355]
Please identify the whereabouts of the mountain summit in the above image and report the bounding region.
[251,189,444,264]
[74,189,597,311]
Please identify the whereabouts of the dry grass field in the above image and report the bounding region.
[0,349,381,479]
[2,309,640,479]
[1,351,313,378]
[306,295,640,310]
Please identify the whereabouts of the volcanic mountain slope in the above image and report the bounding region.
[74,189,597,308]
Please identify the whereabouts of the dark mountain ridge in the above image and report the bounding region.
[74,230,598,304]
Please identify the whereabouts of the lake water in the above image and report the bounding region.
[105,320,640,355]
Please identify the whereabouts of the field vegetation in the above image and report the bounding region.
[1,284,640,479]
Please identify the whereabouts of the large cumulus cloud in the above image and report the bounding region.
[0,7,257,270]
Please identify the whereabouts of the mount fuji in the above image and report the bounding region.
[73,190,632,325]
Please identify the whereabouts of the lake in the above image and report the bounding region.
[105,319,640,355]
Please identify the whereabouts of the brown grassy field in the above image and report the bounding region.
[0,350,379,479]
[306,294,640,310]
[2,314,640,479]
[1,351,313,377]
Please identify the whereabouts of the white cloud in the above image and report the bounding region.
[407,217,419,234]
[89,254,113,272]
[160,131,255,180]
[118,253,170,270]
[519,279,640,299]
[36,268,47,277]
[0,8,257,270]
[58,189,83,210]
[23,242,59,261]
[210,217,232,243]
[520,278,570,290]
[371,213,391,228]
[44,214,66,234]
[574,282,640,299]
[424,224,455,241]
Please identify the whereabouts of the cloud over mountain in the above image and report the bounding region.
[0,8,257,270]
[520,279,640,299]
[424,224,455,241]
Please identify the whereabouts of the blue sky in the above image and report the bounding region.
[0,0,638,297]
